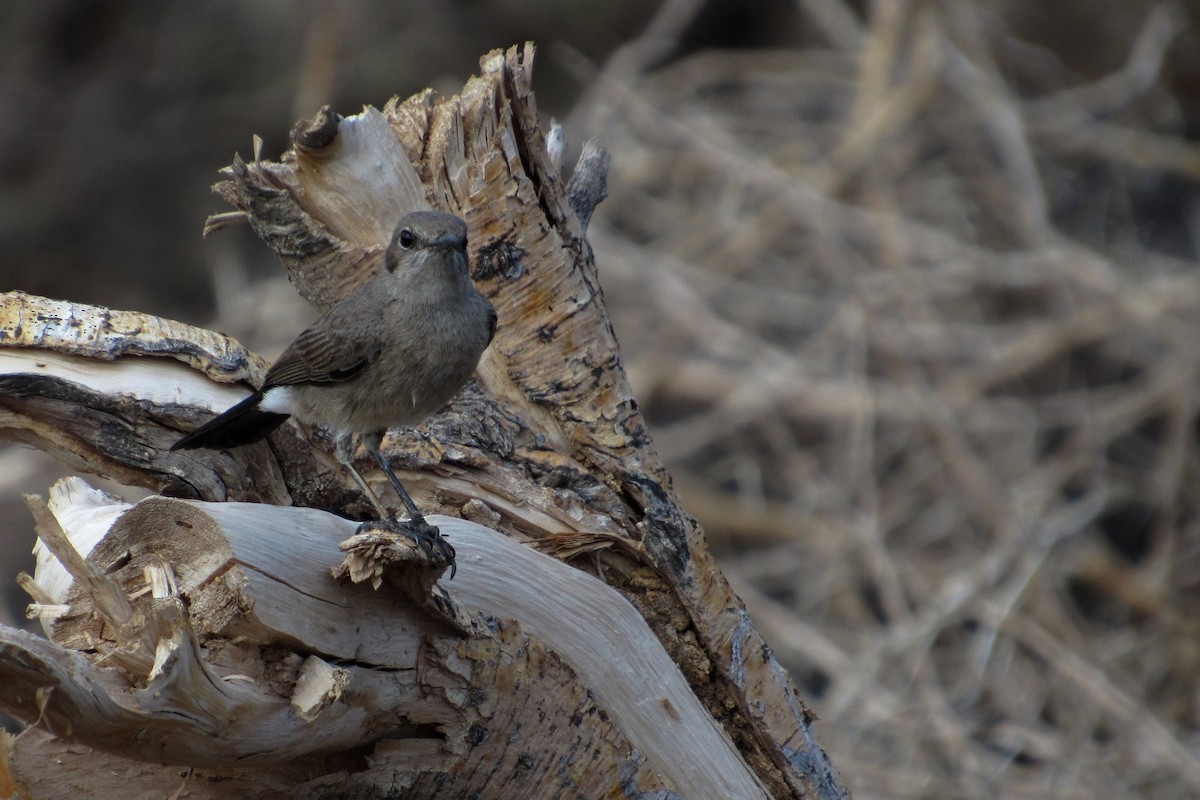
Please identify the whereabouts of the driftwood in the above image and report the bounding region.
[0,45,846,799]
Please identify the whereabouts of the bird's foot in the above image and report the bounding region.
[355,516,457,578]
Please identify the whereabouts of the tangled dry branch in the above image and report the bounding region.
[570,1,1200,797]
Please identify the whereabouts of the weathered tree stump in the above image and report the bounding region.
[0,45,846,799]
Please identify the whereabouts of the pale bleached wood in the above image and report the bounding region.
[0,290,261,383]
[0,299,356,512]
[10,477,768,798]
[287,106,430,249]
[291,655,349,721]
[0,621,427,770]
[32,479,128,606]
[447,517,767,798]
[0,350,249,420]
[262,105,431,310]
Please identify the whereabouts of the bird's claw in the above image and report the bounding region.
[355,517,457,578]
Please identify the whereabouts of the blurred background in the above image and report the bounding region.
[4,1,1200,797]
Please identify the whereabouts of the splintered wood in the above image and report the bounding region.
[7,478,762,797]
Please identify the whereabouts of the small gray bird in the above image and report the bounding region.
[172,210,497,575]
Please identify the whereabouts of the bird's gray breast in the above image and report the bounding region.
[339,292,490,432]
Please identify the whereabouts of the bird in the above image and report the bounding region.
[172,210,497,575]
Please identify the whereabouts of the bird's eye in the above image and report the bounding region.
[398,229,415,249]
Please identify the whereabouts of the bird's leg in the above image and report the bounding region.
[335,434,391,519]
[354,431,426,523]
[345,431,456,577]
[365,444,427,526]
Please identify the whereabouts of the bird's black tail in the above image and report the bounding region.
[171,391,290,451]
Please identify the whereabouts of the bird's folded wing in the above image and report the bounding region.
[264,324,380,387]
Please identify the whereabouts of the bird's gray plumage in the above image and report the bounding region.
[172,210,496,574]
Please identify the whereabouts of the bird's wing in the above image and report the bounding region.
[264,322,380,387]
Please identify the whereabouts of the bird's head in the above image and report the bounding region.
[384,210,470,290]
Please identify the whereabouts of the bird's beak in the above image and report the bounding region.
[432,233,466,249]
